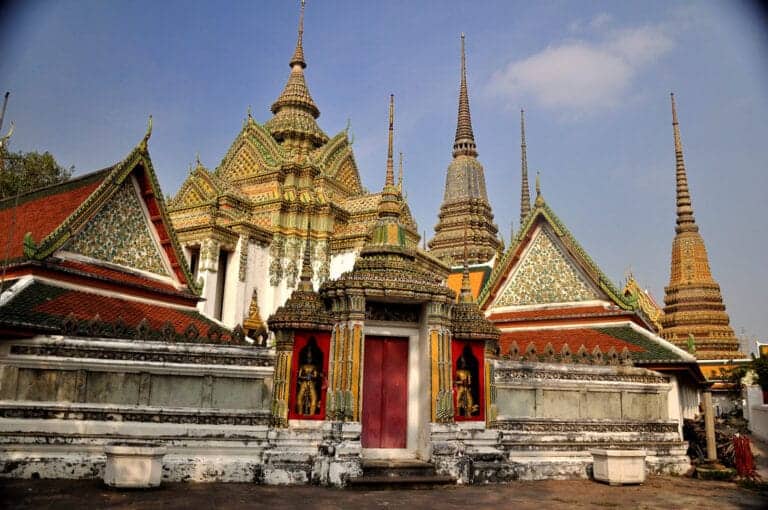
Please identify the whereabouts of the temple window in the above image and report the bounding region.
[213,248,230,320]
[187,245,200,280]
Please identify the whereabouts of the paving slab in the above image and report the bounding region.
[1,476,767,510]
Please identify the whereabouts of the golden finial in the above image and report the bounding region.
[453,32,477,158]
[290,0,307,68]
[247,105,252,119]
[385,94,395,187]
[520,108,531,224]
[670,92,697,233]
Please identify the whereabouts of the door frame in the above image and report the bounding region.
[361,323,423,460]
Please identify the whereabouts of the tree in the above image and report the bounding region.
[0,147,72,199]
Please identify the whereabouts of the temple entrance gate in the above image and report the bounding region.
[361,336,408,448]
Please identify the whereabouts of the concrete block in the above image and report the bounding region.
[591,449,646,485]
[104,445,166,488]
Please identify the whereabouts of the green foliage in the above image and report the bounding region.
[751,354,768,390]
[0,146,72,199]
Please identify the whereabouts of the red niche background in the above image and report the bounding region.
[451,340,485,422]
[288,331,331,421]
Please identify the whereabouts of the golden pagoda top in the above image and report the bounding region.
[660,93,743,360]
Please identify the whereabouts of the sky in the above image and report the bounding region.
[2,1,767,348]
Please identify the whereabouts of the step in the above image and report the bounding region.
[349,460,456,489]
[362,459,437,478]
[347,474,456,490]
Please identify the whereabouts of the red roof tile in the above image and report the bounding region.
[0,172,106,261]
[500,328,645,354]
[488,305,629,322]
[57,259,179,294]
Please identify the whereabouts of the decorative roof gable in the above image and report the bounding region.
[493,225,600,307]
[18,122,199,292]
[64,178,169,277]
[481,199,630,311]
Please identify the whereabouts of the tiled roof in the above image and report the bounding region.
[489,305,632,323]
[0,280,235,344]
[0,171,108,261]
[56,259,183,295]
[499,325,687,362]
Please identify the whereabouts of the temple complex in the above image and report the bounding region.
[0,1,730,487]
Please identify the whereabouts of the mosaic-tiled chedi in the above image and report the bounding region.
[659,94,743,360]
[429,34,501,266]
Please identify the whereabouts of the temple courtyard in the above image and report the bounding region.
[2,476,767,509]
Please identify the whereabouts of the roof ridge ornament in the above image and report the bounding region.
[534,171,545,207]
[139,115,152,152]
[452,33,478,158]
[670,93,698,234]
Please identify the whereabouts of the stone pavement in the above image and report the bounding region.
[1,476,767,510]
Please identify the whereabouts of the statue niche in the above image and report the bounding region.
[295,336,324,417]
[454,343,481,419]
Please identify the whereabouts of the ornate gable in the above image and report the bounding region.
[216,120,285,182]
[481,198,629,311]
[312,130,363,196]
[64,178,169,277]
[493,225,599,307]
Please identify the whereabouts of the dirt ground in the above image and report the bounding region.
[1,476,767,510]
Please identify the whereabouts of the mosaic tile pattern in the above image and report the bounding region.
[496,227,597,306]
[66,180,168,276]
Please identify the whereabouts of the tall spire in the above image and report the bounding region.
[670,93,698,234]
[386,94,395,187]
[377,94,401,220]
[459,226,473,303]
[266,0,327,149]
[661,93,742,360]
[290,0,307,68]
[520,108,531,225]
[398,151,404,192]
[298,219,313,291]
[453,33,477,158]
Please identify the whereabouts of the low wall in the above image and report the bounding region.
[0,334,275,481]
[488,361,689,480]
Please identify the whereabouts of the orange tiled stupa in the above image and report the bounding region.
[659,94,743,361]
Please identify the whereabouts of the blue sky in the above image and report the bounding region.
[2,1,767,347]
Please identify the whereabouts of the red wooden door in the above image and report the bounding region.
[361,336,408,448]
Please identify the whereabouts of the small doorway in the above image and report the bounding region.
[361,336,409,449]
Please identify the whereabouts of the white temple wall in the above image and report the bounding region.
[329,251,357,280]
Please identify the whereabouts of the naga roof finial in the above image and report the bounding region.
[670,92,698,234]
[139,115,152,151]
[453,33,478,158]
[520,108,531,225]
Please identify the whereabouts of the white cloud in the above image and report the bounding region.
[489,21,674,116]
